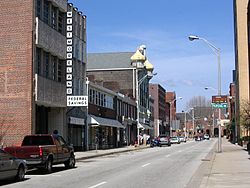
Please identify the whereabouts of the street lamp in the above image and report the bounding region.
[189,35,222,152]
[204,86,217,92]
[169,97,182,137]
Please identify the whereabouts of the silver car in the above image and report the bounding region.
[0,149,27,181]
[170,136,181,144]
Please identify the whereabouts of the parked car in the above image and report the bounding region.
[204,134,210,140]
[170,136,181,144]
[178,136,187,143]
[158,135,171,147]
[150,135,171,147]
[0,149,27,181]
[4,134,75,173]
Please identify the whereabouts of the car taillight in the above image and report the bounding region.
[39,147,43,157]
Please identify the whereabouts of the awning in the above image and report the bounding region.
[138,123,153,130]
[88,115,125,129]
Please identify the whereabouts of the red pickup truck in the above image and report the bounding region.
[4,134,75,173]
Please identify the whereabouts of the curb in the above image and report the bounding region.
[76,146,150,161]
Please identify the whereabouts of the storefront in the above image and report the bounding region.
[68,116,85,151]
[88,115,125,150]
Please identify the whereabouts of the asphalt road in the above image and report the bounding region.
[1,139,217,188]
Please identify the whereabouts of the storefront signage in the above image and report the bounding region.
[66,10,87,107]
[67,96,88,106]
[69,117,85,125]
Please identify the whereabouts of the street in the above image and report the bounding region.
[0,139,216,188]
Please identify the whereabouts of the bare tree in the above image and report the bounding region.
[185,96,211,109]
[240,100,250,138]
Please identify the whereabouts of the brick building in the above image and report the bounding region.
[87,50,155,142]
[0,0,87,148]
[149,84,167,137]
[87,82,137,149]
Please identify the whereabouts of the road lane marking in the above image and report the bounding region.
[142,163,151,167]
[165,154,171,158]
[88,181,107,188]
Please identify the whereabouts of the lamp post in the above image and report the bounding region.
[85,77,89,151]
[189,35,222,152]
[169,97,182,137]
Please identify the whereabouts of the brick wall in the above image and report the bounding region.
[0,1,34,146]
[87,70,134,98]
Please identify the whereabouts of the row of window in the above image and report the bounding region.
[117,100,136,120]
[89,89,114,109]
[36,0,65,34]
[36,0,87,40]
[36,47,64,82]
[88,88,136,119]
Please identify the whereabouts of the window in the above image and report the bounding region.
[89,89,93,103]
[51,6,57,29]
[105,95,113,109]
[36,47,41,75]
[36,0,42,19]
[92,90,96,104]
[98,92,101,106]
[51,56,57,80]
[58,11,64,34]
[58,60,63,82]
[73,78,78,95]
[43,0,49,24]
[44,52,50,78]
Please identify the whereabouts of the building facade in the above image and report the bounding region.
[234,0,250,140]
[0,0,87,148]
[149,84,167,137]
[87,81,137,149]
[87,50,155,143]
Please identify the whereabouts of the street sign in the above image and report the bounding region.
[212,95,228,103]
[211,103,228,108]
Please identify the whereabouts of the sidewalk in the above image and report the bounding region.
[74,145,149,160]
[200,138,250,188]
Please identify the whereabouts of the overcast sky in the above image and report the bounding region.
[69,0,235,111]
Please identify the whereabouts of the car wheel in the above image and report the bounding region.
[64,155,76,168]
[16,165,25,181]
[45,158,53,173]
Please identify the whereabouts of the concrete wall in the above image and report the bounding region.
[48,107,67,138]
[36,18,66,59]
[35,74,66,107]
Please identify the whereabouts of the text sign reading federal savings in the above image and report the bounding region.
[67,96,88,106]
